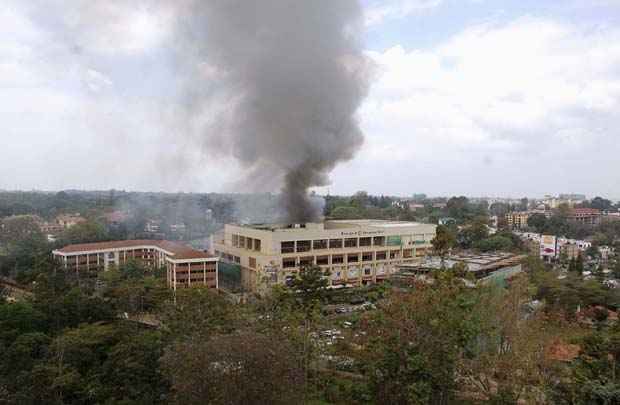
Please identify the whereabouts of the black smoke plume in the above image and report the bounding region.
[182,0,371,223]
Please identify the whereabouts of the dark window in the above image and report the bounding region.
[332,255,344,264]
[249,257,256,269]
[313,239,328,250]
[347,253,359,263]
[362,252,373,262]
[390,250,400,259]
[239,236,246,249]
[364,268,372,275]
[359,237,372,247]
[297,240,311,253]
[232,234,239,247]
[376,251,387,260]
[344,238,358,248]
[254,239,261,252]
[329,239,343,249]
[299,256,314,267]
[373,236,385,246]
[316,255,329,265]
[283,258,296,268]
[281,241,295,254]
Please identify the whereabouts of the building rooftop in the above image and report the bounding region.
[54,239,214,260]
[398,252,524,273]
[238,219,425,232]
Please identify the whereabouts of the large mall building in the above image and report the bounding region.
[211,220,437,292]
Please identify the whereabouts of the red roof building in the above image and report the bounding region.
[53,240,218,290]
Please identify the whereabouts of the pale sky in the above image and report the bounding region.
[1,0,620,198]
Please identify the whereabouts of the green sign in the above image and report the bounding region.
[387,236,402,246]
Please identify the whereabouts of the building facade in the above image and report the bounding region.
[567,208,601,226]
[52,240,218,290]
[505,212,530,229]
[211,220,437,292]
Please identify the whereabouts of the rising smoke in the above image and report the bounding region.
[180,0,371,223]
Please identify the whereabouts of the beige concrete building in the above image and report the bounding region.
[211,220,436,292]
[505,212,531,229]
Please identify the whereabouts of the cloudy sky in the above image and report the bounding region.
[2,0,620,198]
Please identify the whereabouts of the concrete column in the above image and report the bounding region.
[203,262,206,285]
[188,263,191,287]
[173,263,177,291]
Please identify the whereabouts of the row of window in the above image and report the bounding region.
[231,234,262,252]
[281,249,422,268]
[280,235,430,253]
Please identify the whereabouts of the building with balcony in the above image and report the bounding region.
[210,220,436,292]
[567,208,601,226]
[52,240,218,290]
[505,212,531,229]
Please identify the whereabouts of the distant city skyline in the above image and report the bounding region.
[2,0,619,197]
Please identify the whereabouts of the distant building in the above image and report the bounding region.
[505,210,550,229]
[211,220,436,292]
[170,223,187,234]
[56,213,86,229]
[104,211,129,226]
[599,246,613,262]
[560,243,580,260]
[567,208,601,226]
[52,240,218,290]
[559,194,587,201]
[145,219,162,233]
[505,212,530,229]
[438,217,457,226]
[408,202,425,212]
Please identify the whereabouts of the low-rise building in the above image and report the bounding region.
[56,213,86,229]
[393,252,524,286]
[211,219,436,292]
[53,240,218,290]
[567,208,602,226]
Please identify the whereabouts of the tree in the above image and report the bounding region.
[446,196,470,221]
[575,255,584,275]
[489,202,511,218]
[527,213,548,233]
[289,265,330,314]
[159,287,238,339]
[586,245,600,260]
[362,276,495,404]
[161,331,304,405]
[432,225,456,267]
[590,196,613,211]
[457,220,489,249]
[330,205,364,219]
[473,235,514,252]
[58,221,108,245]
